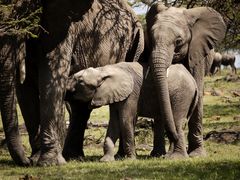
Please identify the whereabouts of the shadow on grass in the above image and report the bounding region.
[120,160,240,179]
[204,121,240,130]
[61,158,240,179]
[1,154,240,179]
[0,158,17,167]
[81,154,155,162]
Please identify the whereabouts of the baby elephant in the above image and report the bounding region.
[67,62,198,161]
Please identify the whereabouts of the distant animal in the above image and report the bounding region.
[210,52,222,75]
[210,52,237,75]
[221,54,237,74]
[66,62,198,161]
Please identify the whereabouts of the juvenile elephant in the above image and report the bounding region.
[146,2,226,157]
[20,0,144,165]
[66,62,198,161]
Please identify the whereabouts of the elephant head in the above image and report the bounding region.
[146,2,226,141]
[66,64,135,107]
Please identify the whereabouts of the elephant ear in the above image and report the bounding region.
[91,66,134,107]
[184,7,226,74]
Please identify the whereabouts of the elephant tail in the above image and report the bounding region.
[126,23,144,62]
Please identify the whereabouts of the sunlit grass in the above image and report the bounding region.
[0,142,239,180]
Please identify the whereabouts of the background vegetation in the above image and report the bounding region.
[1,0,240,50]
[0,0,41,38]
[129,0,240,50]
[0,69,239,179]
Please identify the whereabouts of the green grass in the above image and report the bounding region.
[0,142,239,180]
[0,69,240,179]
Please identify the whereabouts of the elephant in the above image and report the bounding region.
[20,0,144,166]
[66,62,198,161]
[220,53,237,74]
[210,51,222,75]
[0,0,43,166]
[210,52,237,75]
[145,2,226,158]
[0,35,30,166]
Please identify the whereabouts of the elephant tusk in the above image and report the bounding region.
[144,66,150,80]
[19,58,26,84]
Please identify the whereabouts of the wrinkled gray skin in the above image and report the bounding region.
[67,62,198,161]
[146,2,226,157]
[211,52,237,75]
[0,35,30,166]
[21,0,144,166]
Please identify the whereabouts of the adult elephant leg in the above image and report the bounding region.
[16,41,41,164]
[188,65,206,157]
[150,117,166,157]
[17,74,41,164]
[37,51,71,166]
[0,40,29,166]
[115,135,125,159]
[63,100,92,161]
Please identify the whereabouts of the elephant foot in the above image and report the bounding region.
[62,149,85,161]
[100,154,115,162]
[114,152,125,160]
[16,156,31,167]
[150,149,166,157]
[30,151,41,166]
[126,154,136,160]
[37,151,66,166]
[165,151,189,159]
[188,147,207,158]
[65,154,84,162]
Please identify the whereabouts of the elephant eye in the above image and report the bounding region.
[175,38,183,47]
[87,84,96,90]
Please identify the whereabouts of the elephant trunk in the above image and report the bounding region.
[0,76,30,166]
[150,45,178,142]
[18,42,26,84]
[19,58,25,84]
[0,39,29,166]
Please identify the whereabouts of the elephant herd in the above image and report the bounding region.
[210,51,237,75]
[0,0,226,166]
